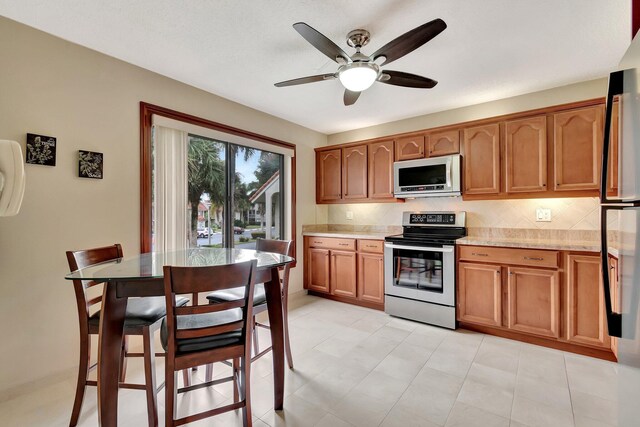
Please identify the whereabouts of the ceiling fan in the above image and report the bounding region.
[274,19,447,106]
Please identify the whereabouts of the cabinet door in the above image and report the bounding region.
[458,262,502,327]
[395,135,425,161]
[331,250,357,298]
[358,253,384,304]
[553,105,604,191]
[507,267,560,338]
[308,248,330,293]
[342,145,368,200]
[505,116,547,193]
[316,149,342,202]
[463,123,501,194]
[427,130,460,157]
[609,256,619,356]
[368,140,395,200]
[566,255,610,348]
[607,99,620,197]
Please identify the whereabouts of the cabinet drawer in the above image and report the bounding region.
[308,237,356,251]
[459,245,559,268]
[358,239,384,254]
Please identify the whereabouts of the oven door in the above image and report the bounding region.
[384,242,455,306]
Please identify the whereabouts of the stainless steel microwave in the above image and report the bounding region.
[393,154,461,198]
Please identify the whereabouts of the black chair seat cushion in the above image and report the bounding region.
[89,296,189,328]
[160,308,243,353]
[206,284,266,306]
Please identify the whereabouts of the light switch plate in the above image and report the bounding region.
[536,208,552,222]
[346,211,354,220]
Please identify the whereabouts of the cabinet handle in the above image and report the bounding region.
[496,270,501,275]
[313,241,322,244]
[472,252,489,257]
[338,243,349,246]
[366,245,377,248]
[524,256,543,261]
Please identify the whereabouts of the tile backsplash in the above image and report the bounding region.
[327,197,612,231]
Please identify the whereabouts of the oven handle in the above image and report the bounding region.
[384,243,454,253]
[446,158,452,188]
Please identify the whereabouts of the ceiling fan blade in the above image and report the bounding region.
[379,70,438,88]
[370,19,447,66]
[344,89,361,106]
[274,73,336,87]
[293,22,350,63]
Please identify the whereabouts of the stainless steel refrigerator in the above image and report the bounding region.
[601,36,640,427]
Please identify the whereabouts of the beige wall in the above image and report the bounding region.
[0,16,327,396]
[326,78,608,230]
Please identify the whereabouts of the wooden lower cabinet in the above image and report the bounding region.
[307,248,330,293]
[507,267,560,338]
[331,250,357,297]
[457,262,502,327]
[358,253,385,304]
[458,245,615,360]
[566,255,610,348]
[304,236,384,309]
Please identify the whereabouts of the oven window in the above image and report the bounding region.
[392,248,444,293]
[398,164,446,187]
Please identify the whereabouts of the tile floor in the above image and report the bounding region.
[0,295,619,426]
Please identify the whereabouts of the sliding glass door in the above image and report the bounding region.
[178,135,284,250]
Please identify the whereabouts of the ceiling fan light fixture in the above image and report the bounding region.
[338,62,379,92]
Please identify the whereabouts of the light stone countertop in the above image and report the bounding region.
[457,236,602,252]
[302,230,398,240]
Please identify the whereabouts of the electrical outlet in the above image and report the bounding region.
[346,211,354,220]
[536,208,552,222]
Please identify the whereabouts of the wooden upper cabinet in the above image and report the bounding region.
[463,123,501,194]
[553,105,604,191]
[342,145,368,200]
[368,140,395,200]
[505,116,547,193]
[307,248,330,293]
[507,267,560,338]
[566,255,610,348]
[358,252,384,304]
[607,99,620,197]
[457,262,502,327]
[395,134,425,161]
[427,129,460,157]
[331,250,357,298]
[316,149,342,202]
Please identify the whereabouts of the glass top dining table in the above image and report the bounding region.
[65,247,293,427]
[66,247,293,281]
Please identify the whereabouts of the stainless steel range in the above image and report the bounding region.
[384,211,466,329]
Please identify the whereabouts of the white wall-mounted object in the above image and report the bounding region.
[535,208,552,222]
[0,140,26,217]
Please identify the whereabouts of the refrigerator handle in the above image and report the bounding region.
[600,70,624,204]
[600,205,622,338]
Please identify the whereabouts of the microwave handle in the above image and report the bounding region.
[446,159,452,188]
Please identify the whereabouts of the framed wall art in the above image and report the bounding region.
[78,150,103,179]
[26,133,56,166]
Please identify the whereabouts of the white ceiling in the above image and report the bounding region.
[0,0,630,134]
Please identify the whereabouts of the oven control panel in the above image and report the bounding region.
[402,211,466,227]
[409,213,455,224]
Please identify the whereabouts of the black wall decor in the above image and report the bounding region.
[26,133,56,166]
[78,150,103,179]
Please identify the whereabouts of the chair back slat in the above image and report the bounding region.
[66,244,124,320]
[175,299,244,315]
[175,320,245,339]
[163,259,257,356]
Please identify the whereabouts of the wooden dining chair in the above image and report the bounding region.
[206,239,294,373]
[66,244,188,427]
[162,260,257,427]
